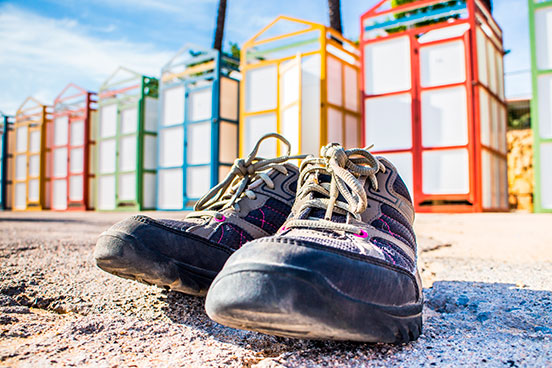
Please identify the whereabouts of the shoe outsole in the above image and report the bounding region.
[205,243,422,343]
[95,233,216,296]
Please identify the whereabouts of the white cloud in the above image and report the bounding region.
[0,4,173,114]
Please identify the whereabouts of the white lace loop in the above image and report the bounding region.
[187,133,307,220]
[287,143,384,233]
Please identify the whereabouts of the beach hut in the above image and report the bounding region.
[360,0,508,212]
[49,84,97,210]
[157,44,240,210]
[95,67,158,211]
[529,0,552,212]
[12,98,51,211]
[240,16,361,157]
[0,113,14,210]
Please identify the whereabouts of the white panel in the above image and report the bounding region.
[219,165,231,182]
[118,173,136,201]
[187,122,211,164]
[142,173,156,209]
[121,107,138,134]
[382,152,413,199]
[98,175,116,210]
[220,77,239,121]
[99,139,116,174]
[28,179,39,201]
[144,96,158,132]
[364,36,411,95]
[496,48,505,99]
[481,150,492,209]
[365,93,412,150]
[301,54,321,155]
[498,105,507,153]
[245,65,277,112]
[219,122,238,163]
[280,59,300,107]
[541,143,552,209]
[143,135,157,170]
[54,116,69,146]
[15,182,26,209]
[30,131,41,153]
[244,113,277,157]
[70,120,85,146]
[100,104,117,138]
[535,7,552,70]
[52,179,67,210]
[344,64,358,112]
[163,86,185,126]
[490,97,500,150]
[16,126,27,152]
[479,88,491,146]
[421,86,468,147]
[119,136,137,172]
[53,148,68,177]
[69,175,83,201]
[487,39,498,95]
[282,105,300,155]
[327,108,343,144]
[15,155,26,180]
[344,114,359,149]
[88,177,94,209]
[29,155,40,177]
[420,40,465,87]
[538,74,552,139]
[70,148,84,174]
[189,88,212,122]
[186,165,210,199]
[159,126,184,167]
[417,23,470,43]
[477,28,488,87]
[499,156,508,209]
[327,56,342,106]
[158,169,183,209]
[422,149,470,194]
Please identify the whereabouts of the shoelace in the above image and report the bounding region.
[187,133,307,220]
[285,143,385,235]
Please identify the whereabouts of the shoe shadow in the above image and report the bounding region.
[159,280,552,363]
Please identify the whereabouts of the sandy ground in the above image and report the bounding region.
[0,211,551,367]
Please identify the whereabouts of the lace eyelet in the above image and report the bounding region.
[353,230,368,238]
[214,214,226,222]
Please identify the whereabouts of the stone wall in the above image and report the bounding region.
[507,129,533,211]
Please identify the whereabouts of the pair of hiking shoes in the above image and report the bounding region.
[94,133,422,343]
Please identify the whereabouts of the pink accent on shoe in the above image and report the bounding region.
[354,229,368,238]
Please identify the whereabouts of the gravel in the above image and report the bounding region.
[1,211,551,367]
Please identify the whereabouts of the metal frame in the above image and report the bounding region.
[12,97,51,211]
[360,0,508,213]
[96,67,159,211]
[157,44,240,210]
[529,0,552,212]
[0,113,14,210]
[50,83,97,211]
[240,16,361,157]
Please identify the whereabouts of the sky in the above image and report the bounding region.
[0,0,531,115]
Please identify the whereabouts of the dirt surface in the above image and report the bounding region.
[1,211,551,367]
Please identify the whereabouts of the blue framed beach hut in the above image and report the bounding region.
[1,113,14,210]
[157,44,240,210]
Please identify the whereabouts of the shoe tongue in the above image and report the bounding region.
[301,173,347,223]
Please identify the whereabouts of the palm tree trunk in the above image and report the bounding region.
[328,0,342,34]
[213,0,227,51]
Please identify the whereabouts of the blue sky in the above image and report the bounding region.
[0,0,530,115]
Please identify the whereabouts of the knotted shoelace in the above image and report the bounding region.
[285,143,385,235]
[187,133,307,220]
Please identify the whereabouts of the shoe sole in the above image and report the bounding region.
[95,233,217,296]
[206,243,422,343]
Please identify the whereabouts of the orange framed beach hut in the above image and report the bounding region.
[240,16,361,157]
[12,97,51,211]
[360,0,508,212]
[48,84,97,211]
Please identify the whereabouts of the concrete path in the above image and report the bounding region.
[1,211,551,367]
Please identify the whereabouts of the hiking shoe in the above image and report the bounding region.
[94,133,306,296]
[205,143,422,343]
